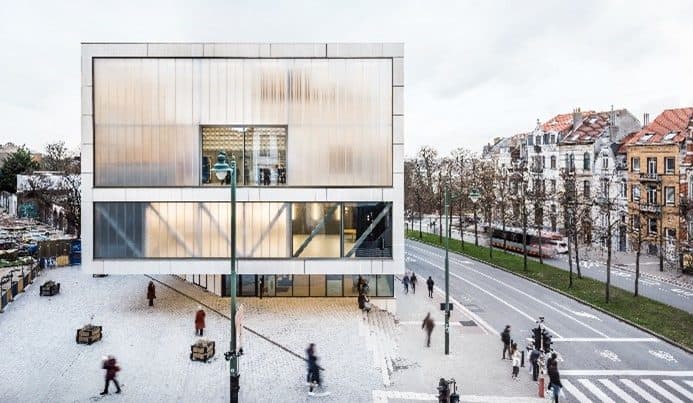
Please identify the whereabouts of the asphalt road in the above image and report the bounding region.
[405,238,693,403]
[409,219,693,313]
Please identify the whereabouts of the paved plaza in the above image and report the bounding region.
[0,266,545,402]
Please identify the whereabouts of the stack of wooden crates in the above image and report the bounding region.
[76,324,103,345]
[190,339,215,362]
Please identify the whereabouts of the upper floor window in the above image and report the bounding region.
[550,156,556,169]
[528,136,534,145]
[665,157,675,174]
[202,126,287,187]
[649,218,658,235]
[647,157,657,175]
[602,156,609,170]
[601,179,609,197]
[665,186,675,205]
[536,135,542,145]
[550,179,556,193]
[583,181,591,198]
[632,185,640,201]
[550,134,556,144]
[567,154,575,171]
[620,181,627,198]
[647,185,657,204]
[631,157,640,172]
[583,152,591,170]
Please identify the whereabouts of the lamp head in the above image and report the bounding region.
[212,151,231,182]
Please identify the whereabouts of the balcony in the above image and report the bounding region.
[639,172,660,182]
[640,203,662,214]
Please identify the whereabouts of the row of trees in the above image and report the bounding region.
[0,142,81,237]
[405,145,654,303]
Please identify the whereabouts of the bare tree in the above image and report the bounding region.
[435,157,454,242]
[628,209,644,297]
[527,153,547,264]
[559,167,577,286]
[478,159,497,258]
[42,141,73,172]
[451,148,472,249]
[494,165,511,250]
[593,171,623,303]
[510,159,530,270]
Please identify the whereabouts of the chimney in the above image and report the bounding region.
[643,113,650,127]
[572,107,581,129]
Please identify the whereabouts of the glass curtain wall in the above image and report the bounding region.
[342,202,393,258]
[222,274,393,297]
[291,203,341,257]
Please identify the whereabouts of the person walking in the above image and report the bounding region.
[422,312,435,347]
[357,275,368,295]
[195,306,206,336]
[511,347,521,380]
[307,346,330,396]
[146,281,156,307]
[547,352,562,403]
[501,325,511,359]
[410,272,417,294]
[426,276,434,298]
[402,274,410,294]
[529,344,541,381]
[305,343,316,385]
[100,355,121,395]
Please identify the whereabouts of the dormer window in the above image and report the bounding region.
[640,134,653,143]
[663,132,676,141]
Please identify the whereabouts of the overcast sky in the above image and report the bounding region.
[1,0,692,158]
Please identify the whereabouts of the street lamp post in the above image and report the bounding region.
[444,187,450,355]
[213,151,241,403]
[469,190,481,246]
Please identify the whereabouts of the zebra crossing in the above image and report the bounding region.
[559,377,692,403]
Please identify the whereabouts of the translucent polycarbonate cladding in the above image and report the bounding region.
[93,58,392,187]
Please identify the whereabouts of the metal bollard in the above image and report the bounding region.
[521,350,525,367]
[538,377,545,398]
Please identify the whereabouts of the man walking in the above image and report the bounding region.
[547,352,562,403]
[501,325,511,359]
[147,281,156,307]
[422,312,435,347]
[426,276,434,298]
[195,306,206,336]
[100,355,121,395]
[402,274,410,294]
[529,343,541,381]
[410,272,417,294]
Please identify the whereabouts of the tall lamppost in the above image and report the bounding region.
[444,187,451,355]
[469,189,481,246]
[213,151,241,403]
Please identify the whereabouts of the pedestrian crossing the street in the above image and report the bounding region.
[558,377,692,403]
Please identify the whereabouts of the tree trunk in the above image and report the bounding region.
[419,209,422,239]
[439,207,443,244]
[574,227,582,278]
[567,228,574,288]
[635,248,640,297]
[458,200,465,249]
[502,210,507,249]
[659,219,664,272]
[522,205,528,271]
[473,205,479,246]
[489,209,493,259]
[538,225,543,265]
[606,219,612,304]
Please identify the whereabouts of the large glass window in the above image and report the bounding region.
[202,126,287,186]
[342,203,393,258]
[376,275,394,297]
[275,275,293,297]
[293,275,310,296]
[326,275,343,296]
[309,275,326,296]
[292,203,341,257]
[343,275,373,296]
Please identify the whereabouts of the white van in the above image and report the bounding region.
[548,239,568,254]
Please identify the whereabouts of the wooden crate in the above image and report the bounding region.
[39,281,60,296]
[190,340,215,362]
[76,325,102,345]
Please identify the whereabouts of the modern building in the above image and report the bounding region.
[81,43,404,310]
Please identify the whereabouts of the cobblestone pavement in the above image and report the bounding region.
[0,267,544,402]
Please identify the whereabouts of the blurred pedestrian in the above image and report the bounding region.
[357,276,368,295]
[511,347,521,380]
[100,355,121,395]
[195,306,206,336]
[259,276,264,299]
[307,346,330,396]
[426,276,434,298]
[305,343,316,385]
[422,312,435,347]
[547,352,563,403]
[529,344,541,381]
[501,325,511,359]
[147,281,156,307]
[402,274,410,294]
[410,272,417,294]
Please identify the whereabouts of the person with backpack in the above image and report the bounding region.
[500,325,511,359]
[100,355,121,395]
[426,276,434,298]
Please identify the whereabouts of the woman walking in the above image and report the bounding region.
[147,281,156,307]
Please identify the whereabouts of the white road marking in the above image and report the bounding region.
[620,379,662,403]
[598,379,638,403]
[410,252,562,337]
[598,349,620,362]
[449,256,609,338]
[649,350,678,363]
[642,379,684,403]
[398,321,462,327]
[562,379,594,403]
[670,288,693,297]
[550,337,659,342]
[662,380,693,401]
[432,284,495,336]
[561,370,693,376]
[554,303,602,321]
[640,279,661,286]
[371,390,544,402]
[686,380,693,388]
[578,379,614,403]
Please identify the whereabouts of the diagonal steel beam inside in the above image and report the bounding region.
[148,204,196,257]
[96,207,143,257]
[293,204,339,257]
[248,203,288,256]
[345,204,391,257]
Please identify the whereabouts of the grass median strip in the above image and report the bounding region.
[406,230,693,350]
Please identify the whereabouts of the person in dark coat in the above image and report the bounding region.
[410,273,417,294]
[357,276,368,295]
[100,355,121,395]
[195,306,206,336]
[422,312,435,347]
[547,352,562,403]
[501,325,511,359]
[426,276,434,298]
[305,343,316,384]
[402,274,410,294]
[529,344,541,381]
[147,281,156,306]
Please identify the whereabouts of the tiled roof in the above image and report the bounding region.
[624,107,693,146]
[561,112,610,144]
[541,113,573,133]
[617,131,640,154]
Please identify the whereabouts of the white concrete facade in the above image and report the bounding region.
[80,43,404,288]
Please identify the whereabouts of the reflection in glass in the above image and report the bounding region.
[309,275,325,296]
[342,203,392,258]
[292,203,341,257]
[202,127,245,185]
[261,275,276,297]
[293,275,310,296]
[326,275,343,296]
[275,275,293,297]
[343,274,373,296]
[376,275,394,297]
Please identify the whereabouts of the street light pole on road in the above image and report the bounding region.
[444,187,450,355]
[213,152,241,403]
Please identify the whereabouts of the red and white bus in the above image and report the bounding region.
[490,226,564,258]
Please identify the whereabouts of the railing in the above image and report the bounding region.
[639,172,660,182]
[640,203,662,214]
